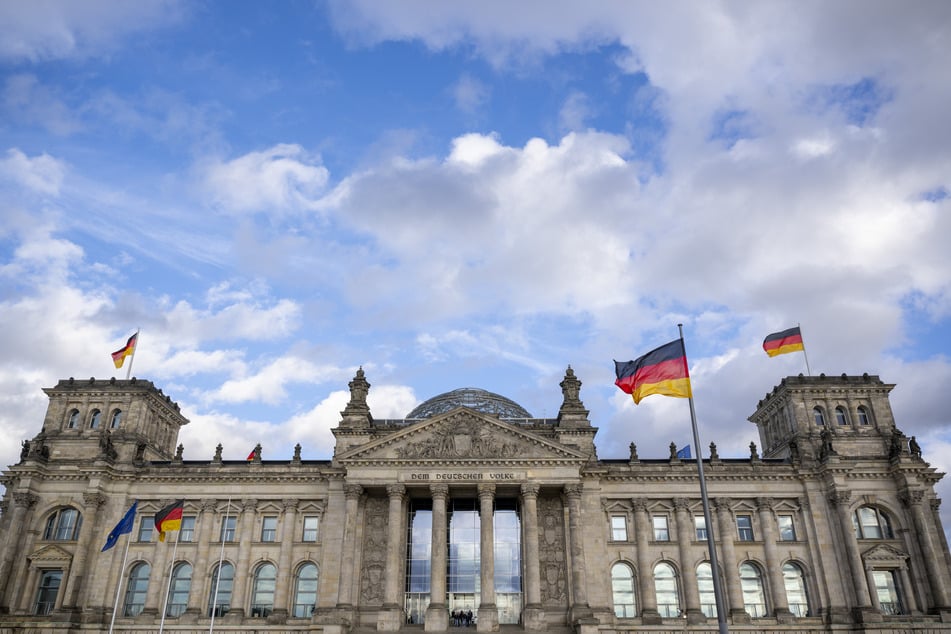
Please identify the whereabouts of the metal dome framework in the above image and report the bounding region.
[406,387,533,420]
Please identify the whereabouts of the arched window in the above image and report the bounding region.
[110,409,123,429]
[166,562,192,617]
[208,562,234,617]
[293,563,318,618]
[739,562,767,617]
[123,562,151,617]
[697,562,717,618]
[835,407,848,426]
[66,409,80,429]
[782,562,810,617]
[611,562,637,617]
[89,409,102,429]
[853,506,894,539]
[813,407,825,426]
[653,562,681,618]
[858,406,871,426]
[250,563,276,617]
[43,508,83,541]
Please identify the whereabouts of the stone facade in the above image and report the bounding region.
[0,371,950,633]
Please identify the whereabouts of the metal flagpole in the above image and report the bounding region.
[209,496,231,634]
[798,322,812,376]
[158,531,180,633]
[108,529,133,634]
[125,328,140,380]
[678,324,729,634]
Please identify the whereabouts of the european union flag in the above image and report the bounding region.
[101,501,137,552]
[676,445,691,460]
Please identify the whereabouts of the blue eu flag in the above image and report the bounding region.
[676,445,691,460]
[101,501,137,552]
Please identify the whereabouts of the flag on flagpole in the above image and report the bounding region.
[246,448,256,461]
[615,339,692,404]
[111,333,138,368]
[676,445,692,459]
[101,501,138,552]
[763,327,805,357]
[154,499,184,542]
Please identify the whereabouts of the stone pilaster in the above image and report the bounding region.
[0,492,37,611]
[902,489,951,614]
[228,498,258,619]
[184,499,218,619]
[673,498,703,623]
[478,483,499,632]
[270,499,299,624]
[67,491,107,611]
[756,498,793,621]
[520,483,545,630]
[631,499,660,623]
[337,485,363,613]
[713,497,748,623]
[425,484,449,631]
[564,484,591,621]
[378,484,406,631]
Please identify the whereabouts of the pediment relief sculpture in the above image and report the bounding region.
[29,544,73,564]
[862,543,908,564]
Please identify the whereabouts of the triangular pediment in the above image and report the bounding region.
[862,543,908,564]
[338,408,586,464]
[29,544,73,564]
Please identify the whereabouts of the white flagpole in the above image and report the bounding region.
[679,324,729,634]
[158,530,180,633]
[798,322,812,376]
[209,496,231,633]
[108,531,133,634]
[125,328,140,380]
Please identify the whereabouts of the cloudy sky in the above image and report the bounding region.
[2,0,950,514]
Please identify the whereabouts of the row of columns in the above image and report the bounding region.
[341,482,579,633]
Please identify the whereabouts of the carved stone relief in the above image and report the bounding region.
[360,496,388,605]
[537,494,568,606]
[394,415,536,460]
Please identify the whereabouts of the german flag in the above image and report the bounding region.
[111,333,137,368]
[763,327,804,357]
[154,499,184,542]
[615,339,692,404]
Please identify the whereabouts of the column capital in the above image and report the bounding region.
[199,498,219,512]
[344,484,364,500]
[13,491,38,508]
[477,483,496,500]
[756,497,775,511]
[430,483,449,500]
[240,498,258,512]
[520,482,540,499]
[282,498,300,511]
[900,489,925,507]
[828,490,851,507]
[82,491,107,508]
[386,483,406,499]
[713,497,733,511]
[932,498,942,511]
[563,483,583,500]
[631,497,648,513]
[672,497,690,511]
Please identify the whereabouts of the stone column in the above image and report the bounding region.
[185,499,218,618]
[478,483,499,632]
[143,518,173,618]
[899,565,919,613]
[828,491,872,610]
[903,490,951,610]
[425,484,449,631]
[228,498,258,618]
[564,484,590,620]
[520,483,545,630]
[0,492,37,610]
[756,498,792,621]
[713,497,748,622]
[673,498,702,623]
[337,485,363,609]
[631,499,660,623]
[378,484,406,631]
[271,499,299,623]
[69,491,107,610]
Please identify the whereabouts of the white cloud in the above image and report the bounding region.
[199,144,330,215]
[452,74,490,114]
[0,148,66,195]
[207,357,342,405]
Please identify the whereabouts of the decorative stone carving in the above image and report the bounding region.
[673,497,690,510]
[360,496,388,605]
[83,492,107,508]
[828,491,851,507]
[537,495,568,605]
[13,492,38,508]
[394,417,530,459]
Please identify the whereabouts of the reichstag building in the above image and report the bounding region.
[1,369,950,633]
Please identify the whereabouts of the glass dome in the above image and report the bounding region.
[406,387,532,419]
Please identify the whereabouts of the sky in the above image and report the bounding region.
[1,0,950,522]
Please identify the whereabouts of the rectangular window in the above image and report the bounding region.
[179,516,196,542]
[872,570,903,615]
[694,515,708,541]
[261,516,278,542]
[611,515,628,541]
[138,516,154,542]
[220,516,237,542]
[778,515,796,541]
[302,516,319,542]
[737,515,754,541]
[652,515,670,541]
[34,569,62,615]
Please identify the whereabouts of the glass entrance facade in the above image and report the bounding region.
[404,496,522,625]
